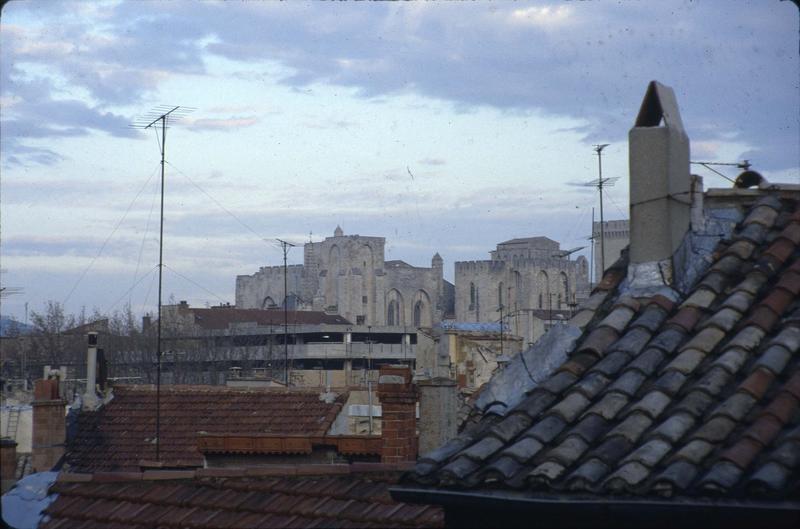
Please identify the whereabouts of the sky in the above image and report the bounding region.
[1,0,798,324]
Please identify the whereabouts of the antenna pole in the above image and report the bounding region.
[155,113,167,462]
[590,207,595,286]
[276,238,296,385]
[130,105,194,463]
[593,144,609,275]
[133,105,192,462]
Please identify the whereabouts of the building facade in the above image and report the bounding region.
[236,227,453,327]
[592,219,630,283]
[454,237,590,346]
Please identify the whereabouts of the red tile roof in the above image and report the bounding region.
[67,386,348,472]
[40,465,443,529]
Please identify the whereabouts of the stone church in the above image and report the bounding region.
[455,236,590,343]
[236,226,454,327]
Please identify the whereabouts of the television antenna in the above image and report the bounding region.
[690,160,751,184]
[570,145,618,275]
[0,269,23,298]
[552,246,586,259]
[130,105,195,462]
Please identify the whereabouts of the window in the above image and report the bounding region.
[356,315,365,325]
[498,281,504,307]
[387,300,397,326]
[413,300,423,327]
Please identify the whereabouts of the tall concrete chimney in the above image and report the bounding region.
[83,332,99,410]
[377,365,418,463]
[628,81,691,286]
[417,377,458,456]
[32,378,66,472]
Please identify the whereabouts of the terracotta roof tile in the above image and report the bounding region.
[576,327,619,357]
[745,415,784,446]
[737,222,769,245]
[666,306,704,333]
[743,204,781,228]
[595,266,626,292]
[701,307,743,332]
[651,370,689,397]
[648,412,695,444]
[627,348,666,376]
[724,240,757,261]
[741,306,781,333]
[648,295,676,314]
[738,368,775,400]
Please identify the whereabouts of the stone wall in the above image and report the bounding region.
[593,219,630,282]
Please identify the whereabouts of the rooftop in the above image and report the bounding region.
[66,386,348,472]
[36,464,443,529]
[404,189,800,507]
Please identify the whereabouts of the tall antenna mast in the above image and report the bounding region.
[131,105,194,462]
[589,208,596,285]
[276,238,296,385]
[572,145,618,277]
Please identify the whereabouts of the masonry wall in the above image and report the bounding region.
[454,253,589,346]
[593,219,630,282]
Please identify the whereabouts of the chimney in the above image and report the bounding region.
[142,315,152,332]
[83,332,99,410]
[417,377,458,456]
[628,81,691,287]
[1,438,17,493]
[32,378,66,472]
[377,365,418,463]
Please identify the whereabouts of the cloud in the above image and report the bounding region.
[187,116,259,131]
[2,1,797,171]
[418,157,446,166]
[508,5,574,28]
[301,118,358,130]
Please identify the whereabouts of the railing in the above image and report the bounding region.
[267,343,416,359]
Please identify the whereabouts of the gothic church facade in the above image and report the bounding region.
[236,227,454,327]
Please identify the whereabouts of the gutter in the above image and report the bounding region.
[390,486,800,529]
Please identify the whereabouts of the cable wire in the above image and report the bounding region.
[130,176,160,307]
[163,264,227,304]
[63,164,161,306]
[165,161,274,249]
[105,265,159,315]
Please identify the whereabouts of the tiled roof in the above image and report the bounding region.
[67,386,348,472]
[40,465,443,529]
[185,308,351,329]
[406,192,800,502]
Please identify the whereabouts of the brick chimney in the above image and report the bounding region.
[1,438,17,493]
[377,365,418,463]
[628,80,691,288]
[32,378,66,472]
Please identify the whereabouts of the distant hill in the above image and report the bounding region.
[0,316,33,337]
